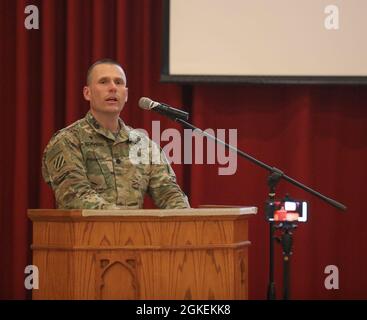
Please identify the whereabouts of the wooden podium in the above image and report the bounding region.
[28,207,256,300]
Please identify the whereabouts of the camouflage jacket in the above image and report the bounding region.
[42,112,190,210]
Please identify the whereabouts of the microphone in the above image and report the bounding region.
[138,97,189,121]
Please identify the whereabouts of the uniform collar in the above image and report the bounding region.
[86,111,129,143]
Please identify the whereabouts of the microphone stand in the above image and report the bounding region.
[172,117,347,299]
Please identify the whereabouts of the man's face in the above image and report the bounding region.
[83,63,128,115]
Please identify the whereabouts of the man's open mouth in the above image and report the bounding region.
[106,97,118,102]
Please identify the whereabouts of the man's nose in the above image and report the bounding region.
[108,81,117,91]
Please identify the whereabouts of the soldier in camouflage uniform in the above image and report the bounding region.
[42,59,190,210]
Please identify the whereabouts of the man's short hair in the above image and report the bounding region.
[86,58,126,85]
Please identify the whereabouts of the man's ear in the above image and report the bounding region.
[125,87,128,102]
[83,86,91,101]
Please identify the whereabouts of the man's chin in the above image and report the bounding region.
[102,105,124,114]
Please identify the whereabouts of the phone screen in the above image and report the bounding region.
[267,200,308,222]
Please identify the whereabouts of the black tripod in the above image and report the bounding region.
[266,173,299,300]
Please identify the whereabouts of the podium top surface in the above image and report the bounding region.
[28,207,257,221]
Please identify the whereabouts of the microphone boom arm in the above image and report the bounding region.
[175,118,347,211]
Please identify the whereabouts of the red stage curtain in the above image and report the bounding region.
[0,0,366,299]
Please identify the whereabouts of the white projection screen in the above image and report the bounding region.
[161,0,367,84]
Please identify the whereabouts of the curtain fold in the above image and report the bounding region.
[9,0,31,299]
[39,0,56,209]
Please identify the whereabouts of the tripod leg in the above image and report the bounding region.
[283,255,290,300]
[267,222,276,300]
[282,230,293,300]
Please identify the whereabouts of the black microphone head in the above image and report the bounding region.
[138,97,189,121]
[139,97,156,110]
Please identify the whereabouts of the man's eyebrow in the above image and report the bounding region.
[97,76,125,82]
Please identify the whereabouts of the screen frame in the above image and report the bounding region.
[161,0,367,85]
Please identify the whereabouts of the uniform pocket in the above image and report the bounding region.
[97,158,114,188]
[86,154,114,190]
